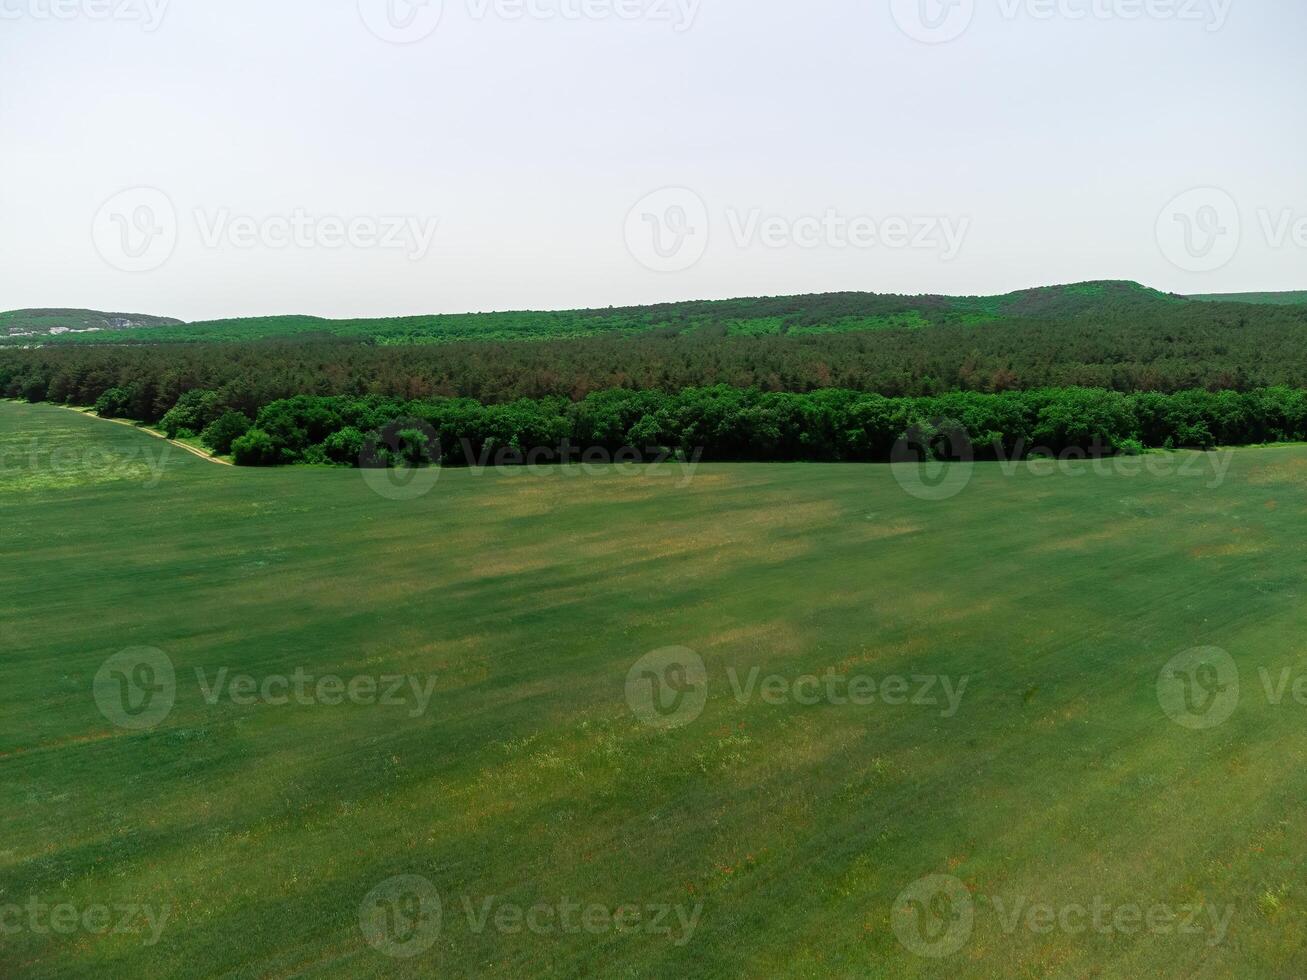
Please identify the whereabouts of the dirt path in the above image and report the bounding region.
[55,404,236,466]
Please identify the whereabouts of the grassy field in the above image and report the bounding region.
[3,401,1307,978]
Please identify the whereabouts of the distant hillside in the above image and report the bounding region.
[1,281,1189,346]
[1,308,181,338]
[1190,291,1307,306]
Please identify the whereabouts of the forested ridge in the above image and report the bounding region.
[5,280,1307,466]
[4,294,1306,416]
[0,280,1226,346]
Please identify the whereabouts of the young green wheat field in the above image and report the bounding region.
[2,400,1306,978]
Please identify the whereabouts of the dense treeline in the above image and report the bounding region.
[83,385,1307,466]
[4,296,1307,418]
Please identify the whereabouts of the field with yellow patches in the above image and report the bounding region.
[3,401,1307,978]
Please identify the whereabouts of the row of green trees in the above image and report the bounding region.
[209,385,1307,466]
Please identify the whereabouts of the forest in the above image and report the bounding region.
[47,385,1307,467]
[3,306,1306,412]
[5,281,1307,466]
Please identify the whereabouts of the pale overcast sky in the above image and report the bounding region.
[1,0,1303,321]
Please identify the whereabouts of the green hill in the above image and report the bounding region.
[2,281,1189,347]
[1190,291,1307,306]
[1,308,182,338]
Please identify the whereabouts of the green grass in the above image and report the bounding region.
[3,401,1307,977]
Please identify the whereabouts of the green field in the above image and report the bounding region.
[3,401,1307,978]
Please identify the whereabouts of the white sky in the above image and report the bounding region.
[1,0,1304,321]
